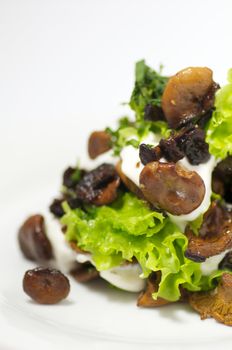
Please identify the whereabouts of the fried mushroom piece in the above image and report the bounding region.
[161,67,219,129]
[139,161,205,215]
[212,156,232,203]
[185,204,232,262]
[70,263,99,283]
[23,267,70,304]
[76,163,120,205]
[88,131,111,159]
[137,272,170,307]
[18,215,53,261]
[189,273,232,326]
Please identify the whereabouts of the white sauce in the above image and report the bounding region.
[44,213,77,273]
[100,264,145,292]
[200,250,231,276]
[76,253,145,292]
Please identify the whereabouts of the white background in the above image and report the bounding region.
[0,1,232,349]
[1,0,231,187]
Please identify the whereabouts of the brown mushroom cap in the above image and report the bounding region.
[18,215,53,261]
[162,67,218,129]
[88,131,111,159]
[185,205,232,262]
[189,273,232,326]
[139,161,205,215]
[137,272,170,307]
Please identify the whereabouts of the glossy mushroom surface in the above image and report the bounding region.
[139,161,205,215]
[162,67,218,128]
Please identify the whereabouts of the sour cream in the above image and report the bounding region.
[200,250,230,276]
[44,213,77,273]
[76,252,145,292]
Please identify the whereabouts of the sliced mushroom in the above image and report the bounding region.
[139,144,162,165]
[116,161,145,199]
[137,272,170,307]
[70,263,99,283]
[18,215,53,261]
[76,163,120,206]
[139,161,205,215]
[219,251,232,271]
[93,177,120,206]
[189,273,232,326]
[88,131,111,159]
[185,206,232,262]
[212,156,232,203]
[161,67,219,129]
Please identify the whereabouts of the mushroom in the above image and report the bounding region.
[139,161,205,215]
[161,67,219,129]
[189,273,232,326]
[18,215,53,261]
[137,272,170,307]
[76,163,120,206]
[185,204,232,262]
[70,263,99,283]
[88,131,111,159]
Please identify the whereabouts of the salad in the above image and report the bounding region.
[18,60,232,325]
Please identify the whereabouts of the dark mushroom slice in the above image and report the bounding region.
[18,215,53,261]
[212,156,232,203]
[23,267,70,304]
[185,206,232,262]
[161,67,219,129]
[70,263,99,283]
[137,272,170,307]
[116,161,145,199]
[178,128,210,166]
[144,104,165,122]
[93,177,120,206]
[88,131,112,159]
[219,251,232,271]
[76,163,120,206]
[49,198,65,218]
[139,144,162,165]
[139,161,205,215]
[189,273,232,326]
[63,167,86,189]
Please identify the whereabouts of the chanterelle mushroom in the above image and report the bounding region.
[189,273,232,326]
[185,203,232,262]
[137,272,170,307]
[162,67,219,129]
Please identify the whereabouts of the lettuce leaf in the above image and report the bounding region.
[206,69,232,159]
[61,192,225,301]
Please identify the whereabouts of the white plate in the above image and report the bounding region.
[1,1,232,349]
[1,117,232,350]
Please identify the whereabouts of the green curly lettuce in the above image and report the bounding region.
[61,192,225,301]
[206,69,232,159]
